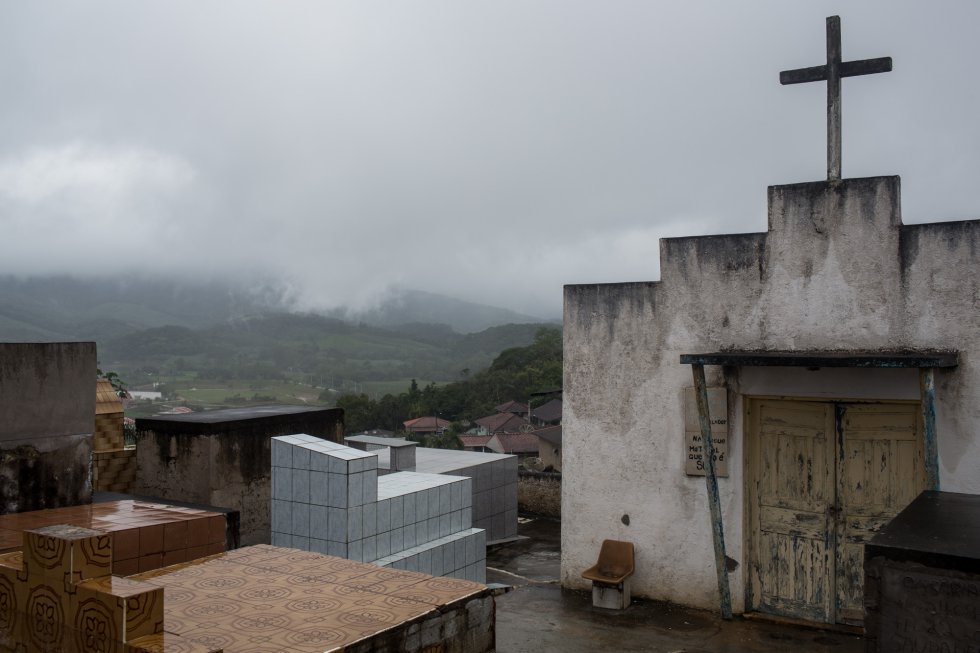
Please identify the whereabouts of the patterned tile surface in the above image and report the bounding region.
[0,523,224,653]
[24,524,112,585]
[0,500,226,576]
[127,630,225,653]
[74,574,165,642]
[130,544,489,653]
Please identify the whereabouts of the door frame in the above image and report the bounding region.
[743,394,923,625]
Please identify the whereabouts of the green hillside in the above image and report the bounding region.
[0,276,560,412]
[100,313,554,409]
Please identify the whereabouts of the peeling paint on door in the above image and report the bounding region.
[746,398,925,625]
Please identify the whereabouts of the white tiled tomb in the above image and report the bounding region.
[372,445,519,542]
[270,434,486,583]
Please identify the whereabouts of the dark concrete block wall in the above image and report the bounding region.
[0,342,97,513]
[133,406,344,545]
[864,491,980,653]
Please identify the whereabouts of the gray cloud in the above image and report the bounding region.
[1,2,977,317]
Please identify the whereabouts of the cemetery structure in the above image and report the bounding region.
[271,435,487,583]
[133,405,344,545]
[561,16,980,627]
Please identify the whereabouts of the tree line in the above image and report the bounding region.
[335,327,561,441]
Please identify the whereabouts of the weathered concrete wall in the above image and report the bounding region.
[0,342,96,513]
[561,176,980,611]
[343,595,495,653]
[134,406,344,545]
[518,471,561,518]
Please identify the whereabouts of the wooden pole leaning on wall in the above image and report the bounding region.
[691,363,733,620]
[919,367,940,491]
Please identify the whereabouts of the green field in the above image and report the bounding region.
[125,378,449,418]
[175,381,323,407]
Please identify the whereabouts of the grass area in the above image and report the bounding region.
[176,380,326,407]
[125,377,450,416]
[125,402,173,418]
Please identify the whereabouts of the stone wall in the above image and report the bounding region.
[133,406,344,545]
[0,342,96,513]
[562,176,980,610]
[518,471,561,518]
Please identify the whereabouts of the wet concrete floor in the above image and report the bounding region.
[487,517,864,653]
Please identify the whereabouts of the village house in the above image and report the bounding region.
[494,400,528,417]
[457,434,493,452]
[531,398,562,426]
[402,415,451,436]
[470,411,529,436]
[561,16,980,629]
[485,431,539,460]
[534,425,562,472]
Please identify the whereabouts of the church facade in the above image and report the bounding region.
[560,175,980,624]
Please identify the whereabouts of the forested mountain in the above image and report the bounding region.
[0,276,560,414]
[99,313,553,387]
[0,276,554,342]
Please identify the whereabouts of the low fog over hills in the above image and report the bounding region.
[0,276,558,401]
[0,276,553,343]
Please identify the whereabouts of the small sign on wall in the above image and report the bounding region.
[683,387,729,477]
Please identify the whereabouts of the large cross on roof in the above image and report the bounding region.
[780,16,892,181]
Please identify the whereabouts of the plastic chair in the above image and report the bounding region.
[582,539,634,609]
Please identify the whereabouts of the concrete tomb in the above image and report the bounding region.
[345,433,417,471]
[92,378,137,493]
[0,524,495,652]
[271,434,486,582]
[0,523,197,652]
[864,491,980,653]
[0,499,232,577]
[369,442,519,543]
[130,544,496,652]
[133,404,344,545]
[0,342,97,514]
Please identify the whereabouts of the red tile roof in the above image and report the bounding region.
[458,435,493,448]
[403,416,452,432]
[489,431,540,455]
[474,412,529,434]
[495,400,529,415]
[533,425,562,447]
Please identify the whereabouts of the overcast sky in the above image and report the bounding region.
[1,2,978,318]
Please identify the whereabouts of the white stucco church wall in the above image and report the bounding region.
[560,175,980,613]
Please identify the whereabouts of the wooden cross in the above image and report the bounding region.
[780,16,892,181]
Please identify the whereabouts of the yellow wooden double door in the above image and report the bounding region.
[745,398,926,626]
